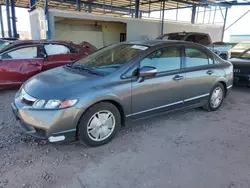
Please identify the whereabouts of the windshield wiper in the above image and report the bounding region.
[70,64,103,76]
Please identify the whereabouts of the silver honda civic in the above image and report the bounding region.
[12,40,233,147]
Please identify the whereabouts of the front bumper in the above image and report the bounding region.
[11,102,82,142]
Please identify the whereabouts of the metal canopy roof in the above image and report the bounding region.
[0,0,250,13]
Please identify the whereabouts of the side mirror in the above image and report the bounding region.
[139,66,157,77]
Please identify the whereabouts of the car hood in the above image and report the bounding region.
[24,66,100,99]
[230,58,250,67]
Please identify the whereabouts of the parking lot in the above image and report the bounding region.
[0,86,249,188]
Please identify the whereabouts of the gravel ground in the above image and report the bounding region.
[1,87,250,188]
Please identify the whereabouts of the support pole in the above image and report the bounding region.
[129,0,132,15]
[196,5,199,23]
[213,6,216,23]
[161,0,165,36]
[208,6,212,23]
[221,8,228,41]
[0,6,5,38]
[76,0,81,11]
[191,5,196,24]
[44,0,51,39]
[176,2,179,21]
[135,0,140,18]
[10,0,18,38]
[6,0,12,38]
[148,0,150,17]
[203,6,206,23]
[103,0,105,13]
[88,3,92,13]
[111,0,113,12]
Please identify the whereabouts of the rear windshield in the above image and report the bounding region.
[160,33,186,40]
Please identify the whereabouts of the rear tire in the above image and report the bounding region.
[203,83,225,111]
[78,102,121,147]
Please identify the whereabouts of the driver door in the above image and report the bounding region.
[130,46,186,119]
[0,45,43,87]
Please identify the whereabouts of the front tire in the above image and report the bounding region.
[78,102,121,147]
[203,83,225,111]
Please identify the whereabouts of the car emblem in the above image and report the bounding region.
[233,69,240,73]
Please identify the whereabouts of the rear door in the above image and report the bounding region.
[0,45,43,86]
[130,45,186,119]
[42,43,79,71]
[182,45,222,104]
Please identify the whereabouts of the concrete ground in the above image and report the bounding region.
[1,87,250,188]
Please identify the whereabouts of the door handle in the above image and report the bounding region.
[206,70,214,75]
[172,75,184,82]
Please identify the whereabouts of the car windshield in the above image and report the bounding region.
[161,33,186,40]
[240,50,250,59]
[232,42,250,50]
[73,43,148,75]
[0,41,11,50]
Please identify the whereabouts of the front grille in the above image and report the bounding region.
[233,67,250,74]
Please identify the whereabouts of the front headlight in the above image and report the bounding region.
[45,100,62,109]
[32,99,77,109]
[33,100,46,108]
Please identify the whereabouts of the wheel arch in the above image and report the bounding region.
[75,99,126,138]
[218,81,227,97]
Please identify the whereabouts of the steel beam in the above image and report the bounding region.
[44,0,51,39]
[191,5,196,24]
[225,8,250,31]
[219,6,225,19]
[59,0,145,13]
[76,0,81,11]
[0,5,4,37]
[10,0,18,38]
[149,6,192,12]
[5,0,12,38]
[221,8,228,41]
[29,0,36,10]
[161,0,165,36]
[229,2,250,6]
[135,0,140,18]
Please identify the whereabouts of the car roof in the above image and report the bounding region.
[161,32,208,35]
[124,39,199,47]
[0,40,78,53]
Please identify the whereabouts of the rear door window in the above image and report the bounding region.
[185,48,213,68]
[44,44,70,56]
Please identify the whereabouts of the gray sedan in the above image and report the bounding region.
[12,40,233,147]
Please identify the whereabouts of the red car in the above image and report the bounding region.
[0,40,96,89]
